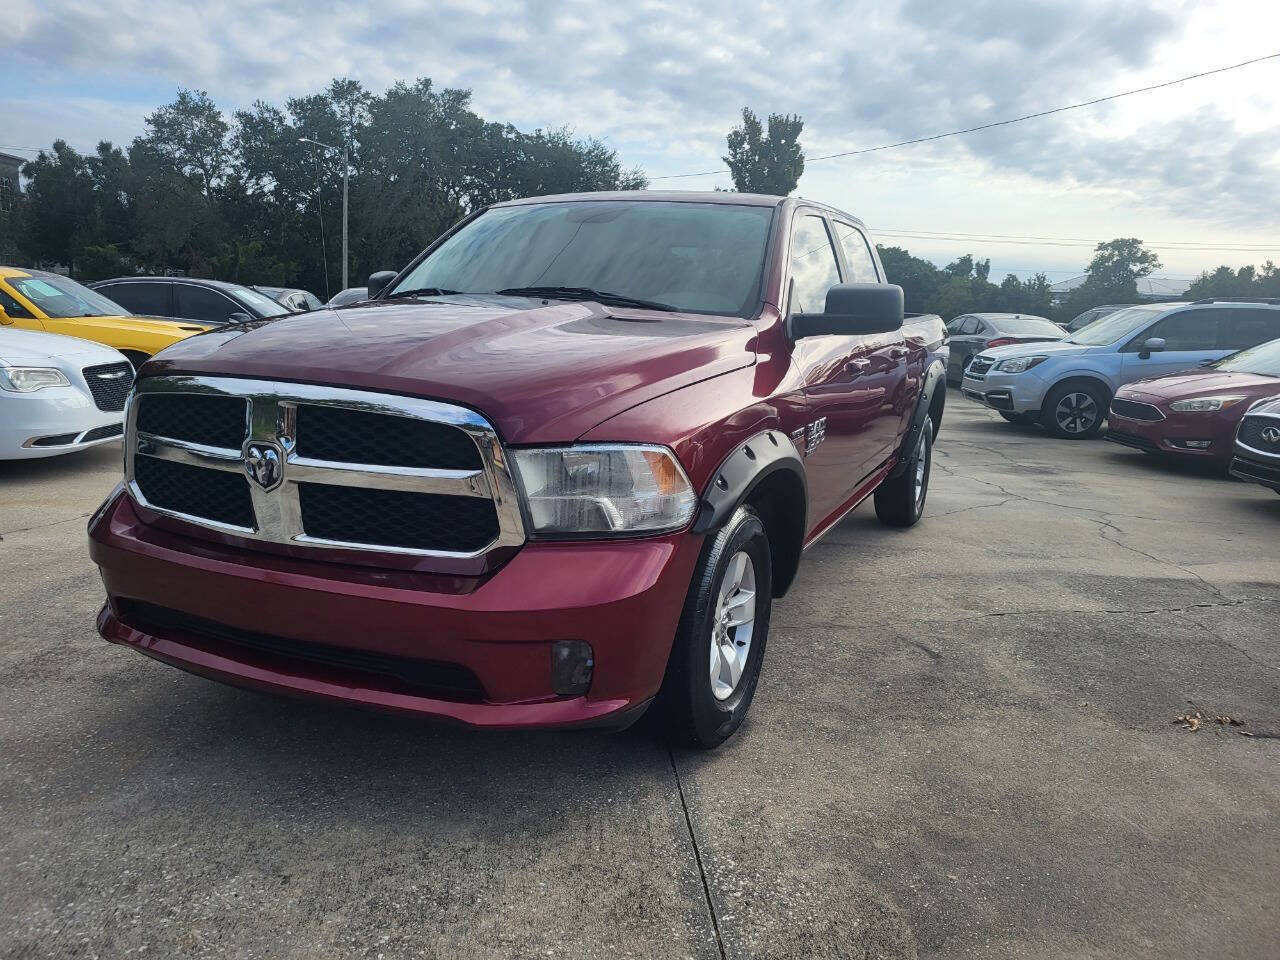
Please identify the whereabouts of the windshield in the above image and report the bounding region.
[227,285,290,317]
[9,274,133,319]
[998,316,1060,335]
[1212,337,1280,377]
[388,200,776,318]
[1066,306,1164,346]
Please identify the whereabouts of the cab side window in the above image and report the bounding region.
[1141,309,1222,351]
[831,221,879,283]
[958,316,981,335]
[788,215,842,315]
[0,289,34,319]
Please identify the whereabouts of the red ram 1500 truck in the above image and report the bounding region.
[88,191,948,747]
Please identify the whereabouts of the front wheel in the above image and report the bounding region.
[654,505,772,748]
[1041,381,1108,439]
[875,417,933,527]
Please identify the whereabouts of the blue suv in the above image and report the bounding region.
[961,298,1280,438]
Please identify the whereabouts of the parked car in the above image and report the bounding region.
[1229,396,1280,494]
[89,190,949,748]
[1107,337,1280,465]
[327,286,368,306]
[1064,303,1131,333]
[89,277,291,327]
[944,313,1063,385]
[1,327,133,459]
[254,286,324,312]
[961,298,1280,438]
[0,267,211,370]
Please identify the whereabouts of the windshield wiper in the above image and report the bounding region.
[494,286,676,312]
[386,287,460,299]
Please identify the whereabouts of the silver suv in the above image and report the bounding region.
[961,299,1280,438]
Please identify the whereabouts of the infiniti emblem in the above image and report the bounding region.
[1262,426,1280,445]
[244,442,283,490]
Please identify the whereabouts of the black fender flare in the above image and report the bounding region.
[691,429,807,534]
[888,360,946,479]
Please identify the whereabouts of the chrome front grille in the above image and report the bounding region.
[125,376,525,558]
[966,355,995,379]
[1109,398,1165,422]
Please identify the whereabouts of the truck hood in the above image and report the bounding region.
[1117,369,1280,402]
[146,296,758,443]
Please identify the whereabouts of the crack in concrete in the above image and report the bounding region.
[0,513,92,539]
[668,747,727,960]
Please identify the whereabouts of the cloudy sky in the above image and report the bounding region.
[5,0,1279,282]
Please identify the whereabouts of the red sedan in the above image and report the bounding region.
[1107,338,1280,464]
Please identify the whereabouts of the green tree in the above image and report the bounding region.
[1186,262,1280,299]
[722,108,804,195]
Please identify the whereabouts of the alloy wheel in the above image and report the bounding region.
[709,551,757,701]
[1055,392,1098,434]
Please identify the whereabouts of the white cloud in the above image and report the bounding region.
[8,0,1280,277]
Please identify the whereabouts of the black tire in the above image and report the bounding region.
[653,505,773,749]
[875,417,933,527]
[120,350,150,372]
[1040,381,1109,439]
[999,411,1037,424]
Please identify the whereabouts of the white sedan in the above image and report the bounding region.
[1,328,134,459]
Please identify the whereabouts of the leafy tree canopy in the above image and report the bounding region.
[723,108,804,196]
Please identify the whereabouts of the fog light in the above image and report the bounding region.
[551,640,594,696]
[1173,439,1213,450]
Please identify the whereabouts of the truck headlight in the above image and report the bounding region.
[1168,396,1245,412]
[995,356,1047,374]
[511,444,697,537]
[0,366,71,392]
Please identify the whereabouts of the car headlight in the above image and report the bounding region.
[1168,395,1246,412]
[995,356,1048,374]
[511,444,697,537]
[0,366,72,392]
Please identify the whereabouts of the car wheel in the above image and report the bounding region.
[654,505,772,748]
[999,411,1037,424]
[1041,382,1108,439]
[875,416,933,527]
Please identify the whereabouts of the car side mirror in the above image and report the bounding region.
[790,283,904,339]
[367,270,397,299]
[0,305,10,325]
[1137,337,1166,359]
[227,312,254,324]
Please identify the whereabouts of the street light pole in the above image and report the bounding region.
[299,136,350,291]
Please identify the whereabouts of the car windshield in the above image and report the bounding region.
[9,274,132,319]
[998,317,1060,335]
[387,200,776,318]
[1065,306,1164,346]
[227,284,290,317]
[1211,337,1280,377]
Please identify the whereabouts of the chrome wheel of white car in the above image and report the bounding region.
[709,550,757,701]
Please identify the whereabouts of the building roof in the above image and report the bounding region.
[1050,274,1191,297]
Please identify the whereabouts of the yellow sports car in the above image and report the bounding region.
[0,267,210,369]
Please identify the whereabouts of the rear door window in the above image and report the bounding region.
[0,289,34,318]
[174,284,239,324]
[1220,309,1280,350]
[958,316,981,335]
[98,282,171,316]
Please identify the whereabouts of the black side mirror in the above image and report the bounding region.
[367,271,397,299]
[227,312,253,324]
[791,283,904,339]
[1137,336,1166,359]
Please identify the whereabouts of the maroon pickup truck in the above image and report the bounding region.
[88,191,948,747]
